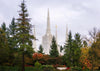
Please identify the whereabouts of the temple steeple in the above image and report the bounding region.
[33,26,37,52]
[42,9,52,54]
[55,24,57,44]
[46,9,51,35]
[66,24,68,41]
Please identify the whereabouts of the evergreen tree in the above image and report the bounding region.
[0,28,9,65]
[1,22,10,38]
[64,31,73,67]
[50,36,59,57]
[72,33,82,66]
[7,18,17,66]
[9,18,17,36]
[16,0,34,56]
[15,0,34,70]
[8,18,17,49]
[38,45,43,54]
[60,45,63,52]
[1,22,6,32]
[83,40,87,47]
[64,32,82,67]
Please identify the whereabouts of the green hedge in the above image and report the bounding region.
[0,66,34,71]
[41,65,55,71]
[0,65,55,71]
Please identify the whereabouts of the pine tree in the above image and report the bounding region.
[50,36,59,57]
[15,0,34,71]
[83,40,87,47]
[72,33,82,66]
[38,45,43,54]
[9,18,17,36]
[64,31,73,67]
[7,18,17,65]
[0,28,9,65]
[8,18,17,48]
[8,18,17,49]
[60,45,63,52]
[16,0,34,55]
[1,22,6,32]
[1,22,10,38]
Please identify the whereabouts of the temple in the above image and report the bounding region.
[42,9,53,54]
[33,9,68,55]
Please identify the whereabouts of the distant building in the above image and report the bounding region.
[42,9,53,54]
[33,9,68,55]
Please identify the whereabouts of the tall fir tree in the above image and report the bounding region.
[7,18,17,65]
[8,18,17,48]
[72,33,82,66]
[15,0,34,71]
[0,28,9,65]
[1,22,10,38]
[16,0,34,56]
[50,36,59,57]
[38,45,43,54]
[9,18,17,36]
[1,22,6,32]
[64,31,73,67]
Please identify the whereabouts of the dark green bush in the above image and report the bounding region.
[34,61,42,68]
[41,65,55,71]
[72,67,82,71]
[0,66,35,71]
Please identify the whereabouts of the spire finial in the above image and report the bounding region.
[23,0,25,2]
[48,8,49,17]
[46,8,51,35]
[66,24,68,41]
[55,24,57,44]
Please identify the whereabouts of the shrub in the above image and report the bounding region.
[34,61,41,68]
[41,65,55,71]
[72,67,82,71]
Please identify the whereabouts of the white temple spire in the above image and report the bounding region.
[42,9,52,54]
[55,24,57,44]
[46,8,51,35]
[66,24,68,41]
[33,26,37,52]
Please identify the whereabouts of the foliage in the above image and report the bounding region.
[0,66,40,71]
[88,29,100,70]
[38,45,43,54]
[83,40,88,47]
[33,53,43,60]
[15,0,34,57]
[71,67,82,71]
[72,33,82,66]
[60,45,63,52]
[33,61,42,71]
[9,18,17,36]
[1,22,6,32]
[7,18,18,66]
[50,36,59,57]
[64,32,82,67]
[34,61,42,68]
[41,65,55,71]
[0,28,9,65]
[80,47,92,69]
[64,31,73,67]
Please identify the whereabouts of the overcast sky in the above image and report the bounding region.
[0,0,100,48]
